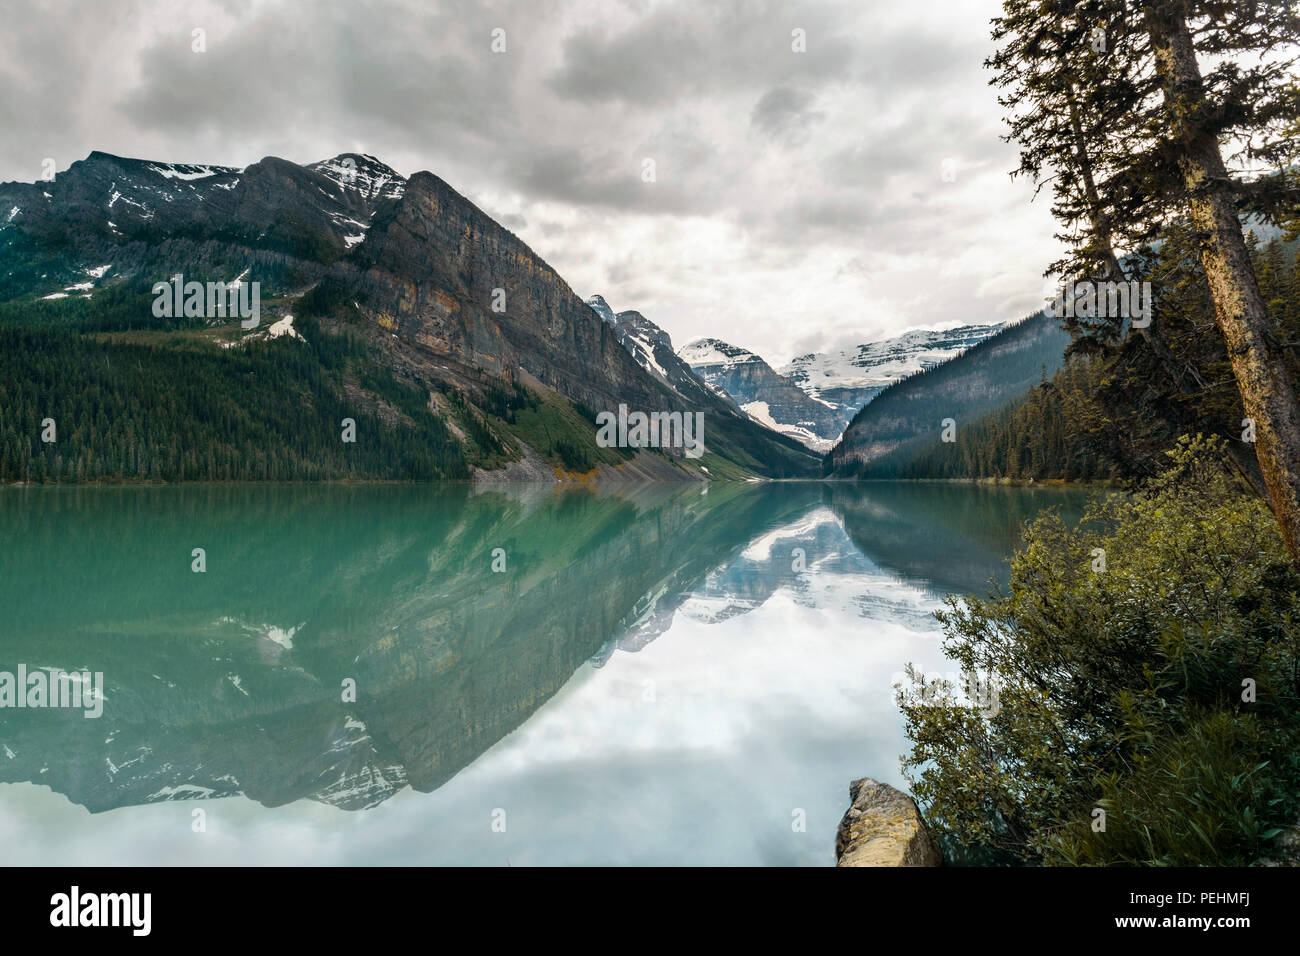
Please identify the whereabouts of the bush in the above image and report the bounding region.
[899,435,1300,865]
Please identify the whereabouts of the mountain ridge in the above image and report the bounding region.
[674,322,1006,453]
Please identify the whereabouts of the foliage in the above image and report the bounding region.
[987,0,1300,293]
[900,436,1300,865]
[861,358,1113,481]
[492,388,624,473]
[0,275,210,333]
[0,319,469,481]
[986,0,1300,562]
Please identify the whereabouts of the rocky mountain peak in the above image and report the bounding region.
[678,337,841,451]
[585,294,617,325]
[678,338,763,367]
[308,153,406,201]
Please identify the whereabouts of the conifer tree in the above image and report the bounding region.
[989,0,1300,560]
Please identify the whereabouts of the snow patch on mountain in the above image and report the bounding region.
[268,314,302,340]
[145,163,235,181]
[309,154,406,201]
[680,337,844,449]
[741,401,835,453]
[628,330,670,379]
[584,296,674,387]
[678,338,762,368]
[586,294,618,326]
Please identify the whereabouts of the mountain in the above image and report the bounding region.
[781,323,1006,427]
[584,294,734,411]
[862,357,1114,482]
[0,151,401,297]
[826,310,1071,476]
[307,153,407,203]
[674,323,1006,453]
[677,338,842,453]
[0,151,821,481]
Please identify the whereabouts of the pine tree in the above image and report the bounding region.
[988,0,1300,561]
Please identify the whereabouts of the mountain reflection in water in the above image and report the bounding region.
[0,481,1086,864]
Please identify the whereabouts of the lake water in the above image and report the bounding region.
[0,481,1087,865]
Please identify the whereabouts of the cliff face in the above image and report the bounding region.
[350,172,667,416]
[341,181,815,472]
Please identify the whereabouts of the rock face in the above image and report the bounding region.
[586,295,732,411]
[1259,822,1300,866]
[349,171,668,417]
[678,337,842,451]
[835,777,942,867]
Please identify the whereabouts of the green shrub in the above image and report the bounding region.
[900,435,1300,865]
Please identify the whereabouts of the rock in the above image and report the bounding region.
[1258,821,1300,866]
[471,438,558,483]
[835,777,942,867]
[586,295,744,416]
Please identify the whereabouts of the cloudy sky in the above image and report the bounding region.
[0,0,1064,366]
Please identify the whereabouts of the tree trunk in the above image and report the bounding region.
[1147,5,1300,562]
[1065,72,1263,495]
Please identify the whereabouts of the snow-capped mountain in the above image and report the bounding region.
[678,338,840,452]
[780,323,1006,425]
[585,295,737,410]
[0,150,409,300]
[672,323,1008,452]
[307,153,406,202]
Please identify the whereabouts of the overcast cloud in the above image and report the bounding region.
[0,0,1064,365]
